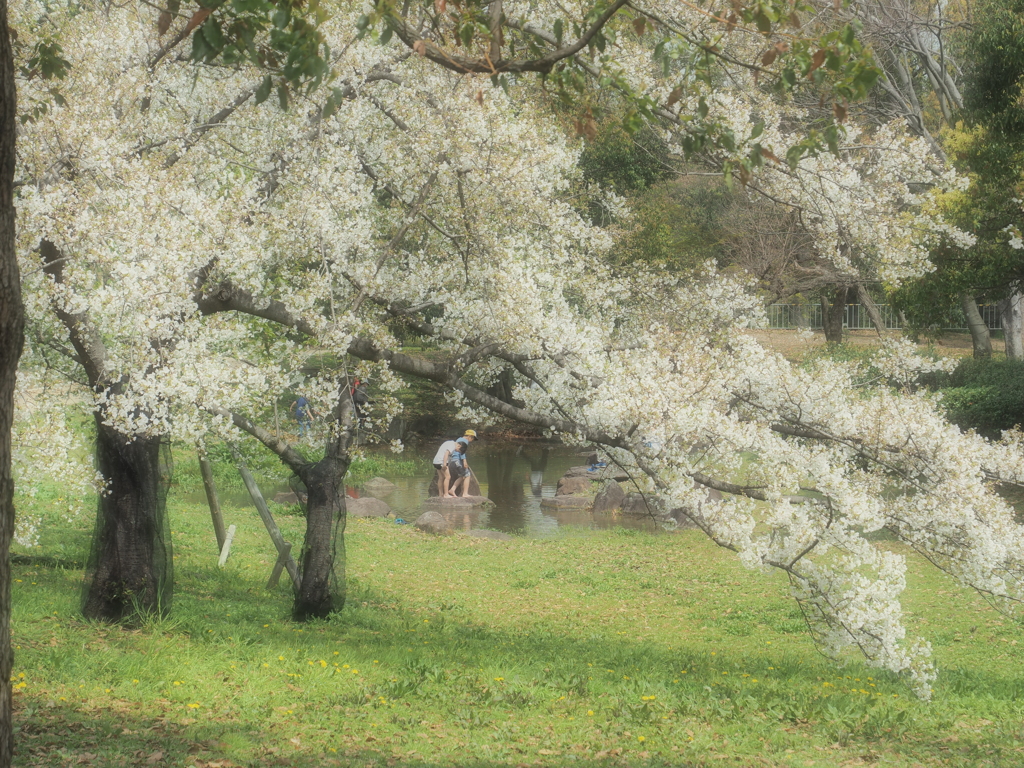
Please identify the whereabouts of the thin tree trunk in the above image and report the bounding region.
[999,292,1024,359]
[820,286,848,343]
[855,284,887,337]
[0,2,21,762]
[961,293,992,359]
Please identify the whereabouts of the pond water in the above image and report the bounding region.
[196,442,663,538]
[358,443,662,537]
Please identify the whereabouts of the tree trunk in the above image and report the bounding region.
[961,293,992,359]
[293,450,349,620]
[81,418,173,621]
[999,291,1024,359]
[855,284,887,337]
[0,3,22,762]
[820,286,848,343]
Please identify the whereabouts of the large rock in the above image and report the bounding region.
[592,480,626,513]
[540,495,592,509]
[414,510,452,535]
[556,476,591,496]
[562,465,629,482]
[273,491,301,505]
[463,529,513,541]
[621,492,668,518]
[347,497,393,518]
[362,477,397,494]
[423,495,494,508]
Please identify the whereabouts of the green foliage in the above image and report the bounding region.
[958,0,1024,133]
[191,0,332,104]
[578,124,671,194]
[925,357,1024,437]
[610,176,733,270]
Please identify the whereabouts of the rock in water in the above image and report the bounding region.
[423,495,494,508]
[362,477,397,494]
[540,495,592,509]
[556,476,591,496]
[592,480,625,513]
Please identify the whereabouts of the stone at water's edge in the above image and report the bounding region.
[347,497,393,518]
[361,477,397,494]
[423,495,495,508]
[621,492,669,518]
[414,510,452,535]
[540,495,592,509]
[563,465,629,482]
[273,491,301,505]
[592,479,626,513]
[556,476,592,496]
[462,529,514,541]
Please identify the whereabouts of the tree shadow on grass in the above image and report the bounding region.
[15,547,1024,768]
[15,701,707,768]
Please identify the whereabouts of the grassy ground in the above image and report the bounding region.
[11,484,1024,767]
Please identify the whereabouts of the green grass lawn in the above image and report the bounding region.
[11,489,1024,767]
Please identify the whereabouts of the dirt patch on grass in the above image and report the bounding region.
[747,329,1002,363]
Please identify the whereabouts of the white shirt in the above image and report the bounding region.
[432,440,459,465]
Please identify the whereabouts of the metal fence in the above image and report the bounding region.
[766,304,1003,331]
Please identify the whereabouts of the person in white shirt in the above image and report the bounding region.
[431,430,477,497]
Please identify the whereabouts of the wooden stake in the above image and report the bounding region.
[199,452,227,552]
[266,541,293,590]
[230,444,301,591]
[217,524,237,567]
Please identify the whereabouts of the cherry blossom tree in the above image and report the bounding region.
[9,0,1024,704]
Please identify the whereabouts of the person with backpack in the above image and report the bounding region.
[289,395,316,438]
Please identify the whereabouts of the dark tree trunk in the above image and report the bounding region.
[961,293,992,359]
[0,3,21,763]
[81,418,173,621]
[293,451,349,620]
[820,286,848,343]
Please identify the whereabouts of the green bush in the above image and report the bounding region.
[927,358,1024,436]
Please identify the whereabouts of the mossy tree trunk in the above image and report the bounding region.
[81,417,172,621]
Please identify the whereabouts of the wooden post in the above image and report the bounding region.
[266,541,293,590]
[273,401,280,440]
[230,445,301,591]
[199,452,227,552]
[217,524,237,567]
